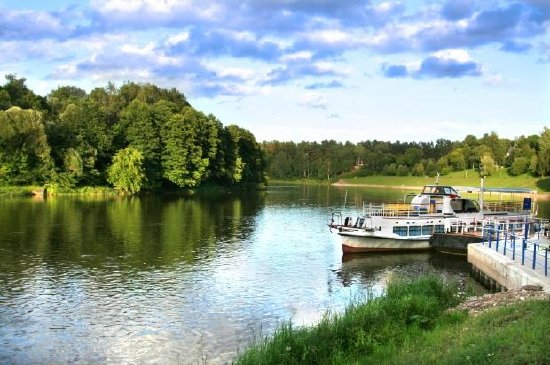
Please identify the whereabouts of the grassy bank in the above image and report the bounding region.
[336,170,550,192]
[236,276,550,365]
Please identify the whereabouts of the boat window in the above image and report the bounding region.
[450,199,463,213]
[422,225,434,235]
[409,226,422,236]
[355,218,365,227]
[422,186,437,194]
[463,199,479,213]
[393,226,407,236]
[434,225,445,233]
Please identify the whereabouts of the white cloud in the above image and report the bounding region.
[432,49,473,62]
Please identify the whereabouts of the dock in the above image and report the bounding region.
[430,218,550,292]
[467,222,550,293]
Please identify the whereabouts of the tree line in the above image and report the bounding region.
[0,75,265,193]
[262,129,550,180]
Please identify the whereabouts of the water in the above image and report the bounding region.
[1,186,546,364]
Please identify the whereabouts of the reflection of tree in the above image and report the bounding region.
[158,193,264,264]
[104,193,265,267]
[0,193,264,280]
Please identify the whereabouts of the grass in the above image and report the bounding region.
[0,185,42,196]
[267,178,332,186]
[384,300,550,365]
[236,276,550,365]
[337,170,549,192]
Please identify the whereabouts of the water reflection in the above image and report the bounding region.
[0,186,547,364]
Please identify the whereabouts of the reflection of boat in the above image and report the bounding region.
[337,251,474,286]
[329,183,536,254]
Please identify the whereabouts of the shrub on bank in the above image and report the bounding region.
[236,276,462,365]
[236,277,550,365]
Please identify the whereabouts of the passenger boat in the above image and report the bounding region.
[329,183,536,254]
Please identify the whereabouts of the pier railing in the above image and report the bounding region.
[481,219,550,277]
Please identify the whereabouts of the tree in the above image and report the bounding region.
[447,148,466,171]
[227,125,265,184]
[538,128,550,177]
[58,100,113,184]
[161,111,209,188]
[118,100,162,188]
[402,147,423,167]
[382,163,397,176]
[48,86,87,117]
[0,107,52,184]
[425,160,438,177]
[107,147,146,194]
[509,157,529,176]
[1,74,47,111]
[412,162,425,176]
[397,164,409,176]
[479,153,496,177]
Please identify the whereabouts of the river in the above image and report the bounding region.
[1,185,547,364]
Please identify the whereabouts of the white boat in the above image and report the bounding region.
[329,184,536,254]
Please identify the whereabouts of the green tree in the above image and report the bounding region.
[0,90,11,109]
[227,125,265,184]
[107,147,146,194]
[412,162,425,176]
[0,107,51,184]
[48,86,87,117]
[118,100,162,188]
[382,163,397,176]
[447,148,466,171]
[425,160,438,177]
[1,74,47,111]
[397,164,409,176]
[479,153,496,177]
[58,100,113,184]
[538,128,550,177]
[161,112,209,188]
[509,157,529,176]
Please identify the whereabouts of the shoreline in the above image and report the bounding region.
[331,180,550,200]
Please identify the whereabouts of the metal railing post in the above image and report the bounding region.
[496,229,500,252]
[503,229,507,256]
[545,249,548,277]
[512,234,516,260]
[532,244,537,270]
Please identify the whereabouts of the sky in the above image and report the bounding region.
[0,0,548,143]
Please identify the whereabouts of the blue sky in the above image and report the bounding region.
[0,0,548,143]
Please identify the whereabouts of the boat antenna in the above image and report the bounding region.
[479,176,485,212]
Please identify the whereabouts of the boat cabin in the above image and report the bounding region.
[420,185,460,198]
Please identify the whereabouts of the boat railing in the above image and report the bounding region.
[446,217,482,234]
[482,201,526,214]
[362,202,436,217]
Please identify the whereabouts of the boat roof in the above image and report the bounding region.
[452,186,536,194]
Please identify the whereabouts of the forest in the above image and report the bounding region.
[0,75,265,193]
[1,74,549,192]
[262,130,550,181]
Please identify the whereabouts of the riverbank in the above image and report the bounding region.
[0,182,265,197]
[236,276,550,365]
[331,180,550,200]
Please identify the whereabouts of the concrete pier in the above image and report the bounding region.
[467,243,550,293]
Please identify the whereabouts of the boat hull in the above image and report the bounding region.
[339,232,431,253]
